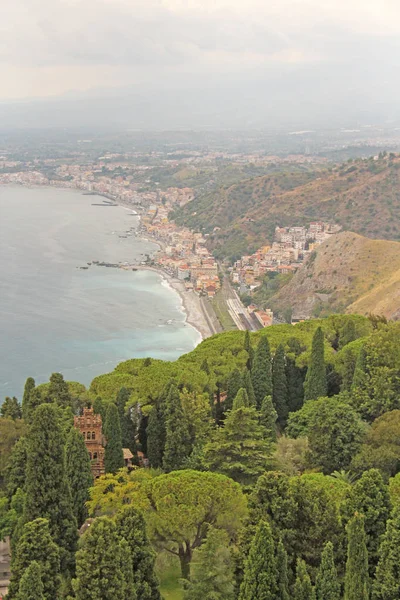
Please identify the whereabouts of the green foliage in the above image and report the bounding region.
[259,395,278,442]
[65,427,93,528]
[239,520,278,600]
[93,396,107,423]
[22,377,36,421]
[203,405,273,485]
[304,327,327,401]
[232,388,249,410]
[352,410,400,477]
[339,319,357,349]
[23,404,77,572]
[225,369,243,411]
[242,369,256,407]
[146,404,165,469]
[344,514,369,600]
[183,528,235,600]
[72,517,134,600]
[244,330,254,370]
[5,436,28,499]
[104,403,125,474]
[117,387,138,458]
[163,384,191,472]
[45,372,71,408]
[276,540,290,600]
[272,344,289,428]
[15,560,45,600]
[315,542,341,600]
[251,336,272,409]
[373,508,400,600]
[8,518,60,600]
[1,396,22,420]
[285,356,305,413]
[293,559,315,600]
[115,506,161,600]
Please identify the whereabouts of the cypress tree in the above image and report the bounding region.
[344,514,369,600]
[286,356,305,413]
[23,388,43,424]
[115,506,161,600]
[339,319,357,349]
[22,377,35,420]
[304,327,327,401]
[242,370,256,407]
[104,402,125,474]
[293,559,315,600]
[1,396,22,419]
[352,346,368,390]
[315,542,340,600]
[239,520,278,600]
[23,404,77,573]
[65,427,93,528]
[244,330,254,370]
[46,372,71,408]
[72,517,133,600]
[341,349,357,392]
[93,396,106,423]
[272,344,289,428]
[276,540,290,600]
[8,518,60,600]
[200,358,210,375]
[5,436,28,500]
[259,395,277,441]
[119,538,137,600]
[146,404,165,469]
[233,388,249,410]
[251,336,272,409]
[116,388,137,454]
[138,414,148,455]
[225,369,243,411]
[373,508,400,600]
[163,384,191,472]
[15,561,45,600]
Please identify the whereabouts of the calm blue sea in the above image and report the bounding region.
[0,186,200,398]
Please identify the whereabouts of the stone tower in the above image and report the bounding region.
[74,407,105,478]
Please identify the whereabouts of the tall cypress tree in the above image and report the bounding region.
[344,514,369,600]
[146,404,165,469]
[1,396,22,419]
[5,436,28,500]
[225,369,243,411]
[260,395,277,441]
[93,396,106,423]
[251,336,272,409]
[373,508,400,600]
[22,377,36,420]
[15,561,45,600]
[352,346,368,390]
[46,372,71,408]
[315,542,340,600]
[116,388,138,459]
[304,327,327,401]
[339,319,357,349]
[286,357,305,413]
[276,540,290,600]
[119,538,137,600]
[341,349,357,392]
[104,402,125,474]
[233,388,249,410]
[163,384,191,472]
[244,330,254,370]
[65,427,93,528]
[23,404,77,573]
[272,344,289,428]
[242,370,256,407]
[22,388,43,424]
[239,520,278,600]
[115,506,161,600]
[293,559,315,600]
[8,518,60,600]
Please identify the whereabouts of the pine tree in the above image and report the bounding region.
[22,377,36,420]
[184,528,235,600]
[344,514,369,600]
[146,404,165,469]
[46,372,71,408]
[15,561,45,600]
[293,559,315,600]
[286,357,305,413]
[163,384,191,472]
[242,370,256,407]
[65,427,93,528]
[272,344,289,428]
[244,330,254,370]
[260,395,277,441]
[5,436,28,499]
[225,369,243,411]
[373,508,400,600]
[304,327,327,401]
[233,388,249,410]
[116,388,138,458]
[1,396,22,419]
[104,402,125,474]
[251,336,272,409]
[239,520,278,600]
[115,506,161,600]
[72,517,133,600]
[8,518,60,600]
[23,404,77,573]
[276,540,290,600]
[315,542,340,600]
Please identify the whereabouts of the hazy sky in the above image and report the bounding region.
[1,0,399,127]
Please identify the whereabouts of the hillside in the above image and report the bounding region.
[268,231,400,319]
[172,154,400,260]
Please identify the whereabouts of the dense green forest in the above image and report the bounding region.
[1,314,400,599]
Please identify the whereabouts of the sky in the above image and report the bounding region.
[1,0,400,128]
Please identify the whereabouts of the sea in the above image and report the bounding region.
[0,186,200,398]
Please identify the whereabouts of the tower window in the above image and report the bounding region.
[92,431,96,440]
[87,432,91,440]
